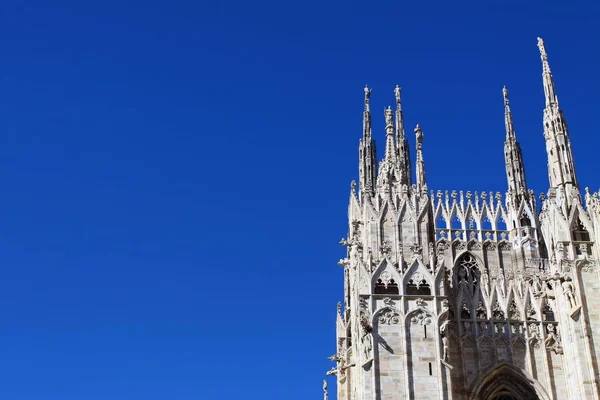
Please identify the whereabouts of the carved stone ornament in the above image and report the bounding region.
[581,262,596,273]
[528,323,542,348]
[499,241,512,251]
[476,301,487,319]
[410,310,432,325]
[379,309,401,325]
[380,271,393,287]
[436,240,449,254]
[484,241,497,251]
[380,241,392,257]
[411,271,425,287]
[544,324,563,354]
[468,241,482,251]
[492,300,505,320]
[416,298,426,308]
[441,298,450,312]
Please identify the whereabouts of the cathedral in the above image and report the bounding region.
[326,38,600,400]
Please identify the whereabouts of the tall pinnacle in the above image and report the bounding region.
[503,86,516,140]
[414,124,426,192]
[537,37,559,108]
[363,85,372,138]
[536,38,578,194]
[384,106,395,163]
[359,85,377,199]
[502,86,528,199]
[394,85,411,186]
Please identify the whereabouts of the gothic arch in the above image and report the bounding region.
[469,363,550,400]
[372,261,402,295]
[403,259,433,296]
[453,251,483,290]
[372,305,403,327]
[516,201,536,228]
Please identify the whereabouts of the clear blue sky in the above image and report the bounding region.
[0,1,599,399]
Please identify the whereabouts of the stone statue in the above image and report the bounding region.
[415,124,423,144]
[323,380,328,400]
[441,335,449,361]
[385,107,393,126]
[361,326,373,360]
[394,85,401,102]
[440,319,451,361]
[537,37,547,58]
[532,275,543,295]
[502,85,509,105]
[428,242,435,263]
[544,324,563,354]
[562,276,577,309]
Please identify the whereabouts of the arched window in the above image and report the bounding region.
[520,215,531,227]
[543,301,555,322]
[374,278,399,295]
[406,279,431,295]
[456,253,480,290]
[572,218,590,242]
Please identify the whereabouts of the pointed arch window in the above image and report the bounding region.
[572,218,590,242]
[406,279,431,296]
[374,278,399,295]
[456,253,480,290]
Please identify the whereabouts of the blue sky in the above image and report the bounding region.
[0,1,599,399]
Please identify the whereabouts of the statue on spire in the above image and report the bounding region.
[537,37,548,60]
[394,85,402,103]
[385,106,394,127]
[364,85,371,100]
[415,124,423,146]
[502,85,510,106]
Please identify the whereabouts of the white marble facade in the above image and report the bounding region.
[329,38,600,400]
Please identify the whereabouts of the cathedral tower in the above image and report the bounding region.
[327,38,600,400]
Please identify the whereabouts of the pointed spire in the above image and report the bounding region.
[503,86,516,140]
[414,124,427,193]
[502,86,528,199]
[394,85,411,186]
[384,106,395,162]
[364,85,372,113]
[363,85,372,139]
[359,85,377,199]
[537,37,559,108]
[537,38,579,194]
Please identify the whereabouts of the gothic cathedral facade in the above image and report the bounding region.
[329,38,600,399]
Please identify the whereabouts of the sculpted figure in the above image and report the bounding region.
[562,276,577,309]
[394,85,401,102]
[385,107,393,126]
[323,380,328,400]
[440,319,452,361]
[441,335,449,361]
